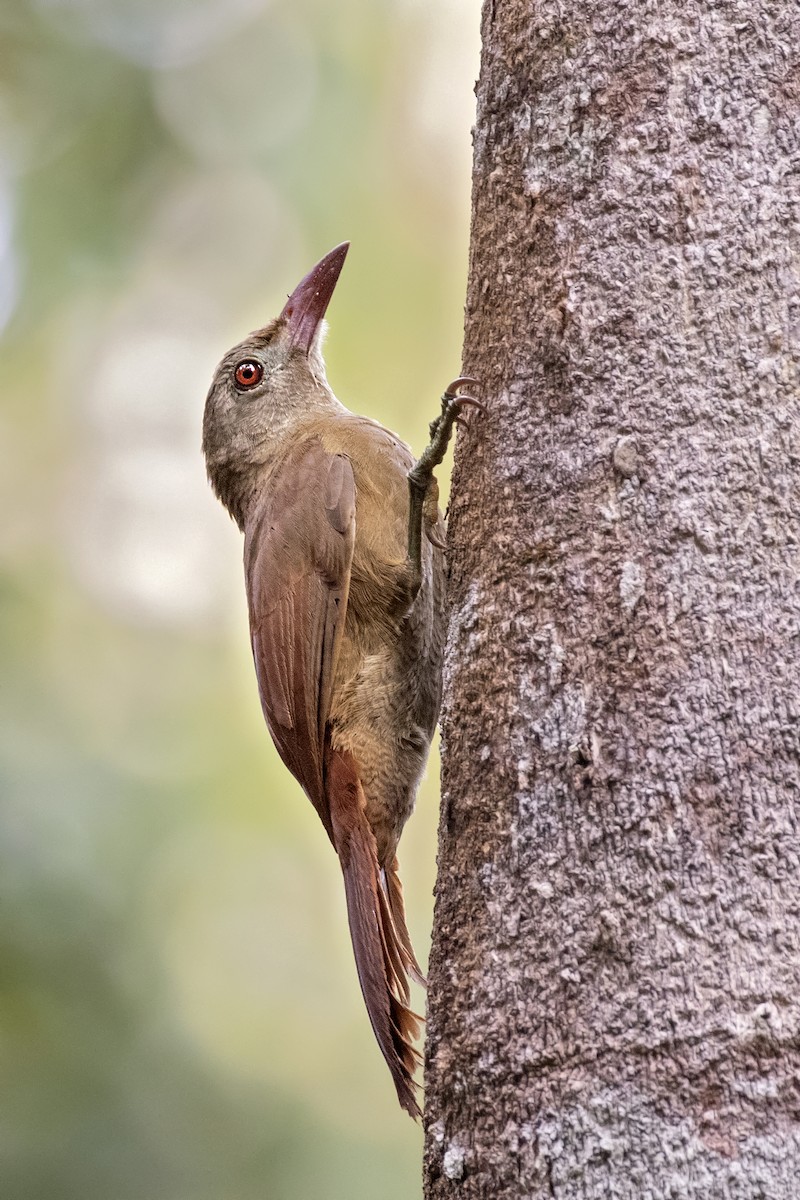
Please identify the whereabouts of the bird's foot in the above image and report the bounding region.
[406,377,484,577]
[410,377,484,496]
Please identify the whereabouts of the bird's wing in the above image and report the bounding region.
[244,432,422,1115]
[244,437,355,841]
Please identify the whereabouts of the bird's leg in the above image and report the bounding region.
[406,377,484,593]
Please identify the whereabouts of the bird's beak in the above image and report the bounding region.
[280,242,350,355]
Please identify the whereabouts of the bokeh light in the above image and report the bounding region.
[0,1,480,1196]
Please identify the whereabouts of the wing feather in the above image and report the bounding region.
[244,438,356,840]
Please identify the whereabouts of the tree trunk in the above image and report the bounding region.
[423,1,800,1196]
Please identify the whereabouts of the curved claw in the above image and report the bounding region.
[426,527,448,550]
[452,394,486,413]
[444,376,481,397]
[408,375,485,577]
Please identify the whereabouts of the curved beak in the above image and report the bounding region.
[280,242,350,354]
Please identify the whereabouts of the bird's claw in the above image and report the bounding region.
[428,376,486,442]
[407,375,485,572]
[441,377,487,421]
[441,376,484,410]
[453,395,486,413]
[426,527,448,550]
[443,376,480,395]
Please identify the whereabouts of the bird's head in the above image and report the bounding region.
[202,242,349,506]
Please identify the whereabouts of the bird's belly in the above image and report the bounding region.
[328,648,436,864]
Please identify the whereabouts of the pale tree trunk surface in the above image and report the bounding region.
[423,1,800,1197]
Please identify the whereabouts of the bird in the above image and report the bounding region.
[201,242,480,1116]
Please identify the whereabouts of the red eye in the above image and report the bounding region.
[234,360,263,389]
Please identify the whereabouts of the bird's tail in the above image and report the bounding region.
[381,856,427,989]
[326,746,422,1118]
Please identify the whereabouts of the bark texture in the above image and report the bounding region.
[424,1,800,1196]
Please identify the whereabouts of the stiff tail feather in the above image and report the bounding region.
[382,857,427,989]
[326,747,422,1118]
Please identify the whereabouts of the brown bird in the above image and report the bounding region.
[202,243,480,1116]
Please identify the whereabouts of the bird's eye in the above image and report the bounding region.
[234,360,263,389]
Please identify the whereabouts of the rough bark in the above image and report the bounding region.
[423,1,800,1197]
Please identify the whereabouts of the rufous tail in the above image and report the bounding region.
[326,746,422,1118]
[382,857,427,989]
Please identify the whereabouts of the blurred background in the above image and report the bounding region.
[0,0,479,1196]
